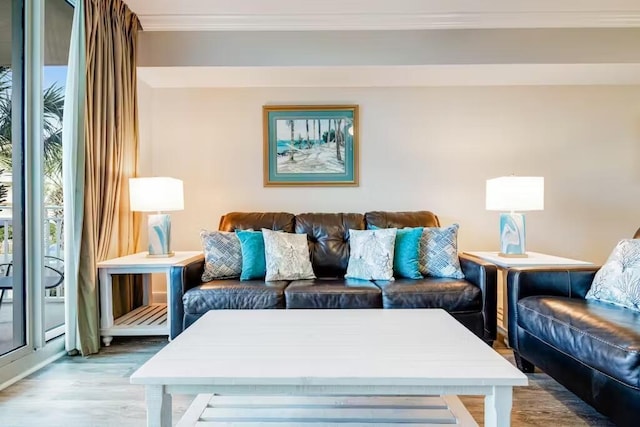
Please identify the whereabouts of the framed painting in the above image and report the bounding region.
[263,105,359,186]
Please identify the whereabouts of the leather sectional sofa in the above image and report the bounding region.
[507,229,640,427]
[170,211,498,345]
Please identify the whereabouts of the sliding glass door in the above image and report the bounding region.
[0,0,27,361]
[0,0,70,377]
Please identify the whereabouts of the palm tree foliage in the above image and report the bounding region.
[0,66,64,205]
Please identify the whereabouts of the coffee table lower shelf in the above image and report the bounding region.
[100,303,167,346]
[177,394,478,427]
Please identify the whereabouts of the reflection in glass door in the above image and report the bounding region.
[0,0,26,359]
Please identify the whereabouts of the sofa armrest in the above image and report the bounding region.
[169,258,205,339]
[506,266,599,350]
[459,253,498,343]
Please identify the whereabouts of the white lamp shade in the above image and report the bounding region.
[129,177,184,212]
[486,176,544,212]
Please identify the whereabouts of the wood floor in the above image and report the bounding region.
[0,336,615,427]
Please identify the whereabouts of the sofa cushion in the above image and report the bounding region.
[262,228,315,281]
[219,211,295,232]
[285,278,382,308]
[183,280,288,312]
[586,239,640,312]
[295,213,365,277]
[365,211,440,229]
[346,228,397,281]
[517,296,640,388]
[375,278,482,312]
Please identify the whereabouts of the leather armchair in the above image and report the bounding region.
[507,263,640,426]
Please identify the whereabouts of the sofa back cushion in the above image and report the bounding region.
[365,211,440,229]
[218,212,295,232]
[295,213,365,277]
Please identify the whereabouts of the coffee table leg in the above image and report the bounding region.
[145,385,171,427]
[485,385,512,427]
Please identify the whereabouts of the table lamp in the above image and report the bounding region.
[129,177,184,257]
[486,176,544,257]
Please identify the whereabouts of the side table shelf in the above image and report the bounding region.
[98,251,203,346]
[110,304,168,336]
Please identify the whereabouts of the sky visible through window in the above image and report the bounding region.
[44,65,67,90]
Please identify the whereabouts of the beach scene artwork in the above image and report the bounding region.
[275,118,352,174]
[264,105,358,186]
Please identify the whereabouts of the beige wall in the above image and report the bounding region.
[138,85,640,265]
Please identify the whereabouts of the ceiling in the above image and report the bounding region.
[129,0,640,87]
[124,0,640,31]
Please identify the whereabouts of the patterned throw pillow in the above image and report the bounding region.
[586,239,640,312]
[262,229,315,281]
[346,228,397,281]
[419,224,465,279]
[200,230,242,281]
[368,225,423,279]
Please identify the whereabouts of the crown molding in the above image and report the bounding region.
[138,11,640,31]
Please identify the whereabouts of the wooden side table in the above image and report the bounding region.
[98,251,203,346]
[464,251,594,342]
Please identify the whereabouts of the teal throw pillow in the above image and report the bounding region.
[368,225,423,279]
[394,227,424,279]
[236,230,266,281]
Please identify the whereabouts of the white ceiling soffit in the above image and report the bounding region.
[137,64,640,88]
[123,0,640,31]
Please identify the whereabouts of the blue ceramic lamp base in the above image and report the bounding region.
[499,212,528,258]
[147,213,174,258]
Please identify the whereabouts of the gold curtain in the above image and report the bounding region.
[78,0,141,355]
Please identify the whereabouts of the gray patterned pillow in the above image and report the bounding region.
[200,230,242,281]
[419,224,465,279]
[586,239,640,312]
[262,228,315,281]
[346,228,397,281]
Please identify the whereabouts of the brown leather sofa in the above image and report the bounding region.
[170,211,497,344]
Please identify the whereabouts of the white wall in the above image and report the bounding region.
[138,85,640,264]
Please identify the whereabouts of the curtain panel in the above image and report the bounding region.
[73,0,141,355]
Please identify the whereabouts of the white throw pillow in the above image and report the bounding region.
[345,228,397,281]
[262,228,316,281]
[586,239,640,312]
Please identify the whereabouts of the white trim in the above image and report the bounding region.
[138,11,640,32]
[137,64,640,88]
[0,336,65,391]
[25,0,46,350]
[45,325,65,341]
[0,345,32,369]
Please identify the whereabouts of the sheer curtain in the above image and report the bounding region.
[64,0,141,355]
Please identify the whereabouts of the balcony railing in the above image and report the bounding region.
[0,205,64,298]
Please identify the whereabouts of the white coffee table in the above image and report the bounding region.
[130,309,527,427]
